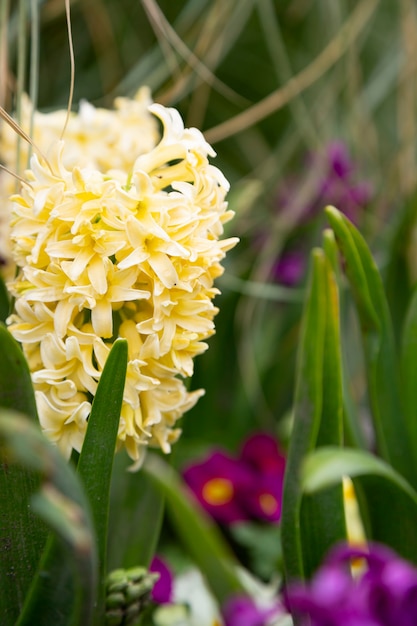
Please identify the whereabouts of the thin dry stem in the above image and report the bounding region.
[0,105,52,172]
[141,0,245,106]
[0,0,10,109]
[0,163,33,188]
[61,0,75,140]
[398,0,417,195]
[205,0,379,144]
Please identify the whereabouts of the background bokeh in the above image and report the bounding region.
[5,0,417,461]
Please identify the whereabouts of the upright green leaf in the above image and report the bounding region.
[0,411,97,626]
[0,323,38,419]
[77,338,128,625]
[0,326,46,625]
[384,192,417,340]
[0,275,10,323]
[144,453,245,606]
[299,240,346,578]
[325,206,416,485]
[281,250,327,582]
[323,229,365,449]
[401,287,417,467]
[282,243,346,582]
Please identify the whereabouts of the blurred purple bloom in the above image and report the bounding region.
[240,433,286,475]
[272,250,306,286]
[273,141,373,286]
[183,434,286,525]
[149,555,173,604]
[306,140,373,223]
[238,433,286,523]
[285,542,417,626]
[223,596,282,626]
[326,141,354,179]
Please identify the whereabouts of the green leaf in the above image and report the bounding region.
[323,229,365,448]
[302,446,417,564]
[108,451,164,571]
[0,326,46,625]
[302,447,417,501]
[325,206,417,485]
[0,323,38,419]
[77,338,128,625]
[0,450,47,625]
[325,207,380,332]
[401,287,417,466]
[143,453,246,606]
[281,250,327,582]
[282,246,347,582]
[0,410,97,626]
[300,242,346,578]
[384,192,417,340]
[0,274,10,323]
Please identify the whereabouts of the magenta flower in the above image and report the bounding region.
[182,433,286,525]
[240,433,286,476]
[317,141,372,222]
[149,555,173,604]
[183,450,254,524]
[223,596,282,626]
[273,141,373,286]
[285,542,417,626]
[303,140,373,224]
[272,250,306,286]
[238,433,286,523]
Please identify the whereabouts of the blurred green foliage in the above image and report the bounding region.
[5,0,417,463]
[5,4,417,619]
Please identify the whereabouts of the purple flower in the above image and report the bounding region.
[223,595,282,626]
[182,434,286,525]
[272,141,373,286]
[149,555,174,604]
[238,434,286,523]
[285,542,417,626]
[309,141,373,223]
[272,250,306,286]
[183,450,255,524]
[240,433,286,476]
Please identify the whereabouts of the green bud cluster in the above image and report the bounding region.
[105,566,160,625]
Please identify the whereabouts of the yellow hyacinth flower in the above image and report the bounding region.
[7,101,238,467]
[0,88,158,279]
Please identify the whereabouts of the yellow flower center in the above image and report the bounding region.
[259,493,278,516]
[202,478,234,506]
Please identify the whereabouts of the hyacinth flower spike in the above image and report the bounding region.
[4,101,238,468]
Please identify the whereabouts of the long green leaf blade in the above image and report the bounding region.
[281,250,326,582]
[77,338,128,625]
[0,410,97,626]
[325,206,416,485]
[0,326,45,625]
[299,242,347,578]
[0,275,10,323]
[0,322,38,419]
[401,287,417,467]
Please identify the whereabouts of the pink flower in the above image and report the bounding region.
[183,451,254,524]
[183,433,286,525]
[223,595,282,626]
[285,542,417,626]
[149,555,174,604]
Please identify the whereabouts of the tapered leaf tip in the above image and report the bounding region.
[325,205,342,221]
